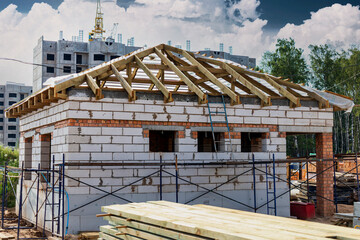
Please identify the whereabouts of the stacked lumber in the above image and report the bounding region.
[98,201,360,240]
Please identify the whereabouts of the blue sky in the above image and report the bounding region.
[1,0,358,31]
[0,0,359,85]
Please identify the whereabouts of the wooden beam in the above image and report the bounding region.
[134,54,172,102]
[222,63,271,105]
[86,74,103,100]
[154,47,206,103]
[111,64,136,101]
[264,75,300,107]
[181,50,239,104]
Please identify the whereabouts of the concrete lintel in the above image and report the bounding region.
[143,125,185,131]
[40,125,55,135]
[233,127,270,133]
[190,126,228,132]
[279,126,332,133]
[24,130,35,139]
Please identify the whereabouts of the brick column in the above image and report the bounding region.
[315,133,335,217]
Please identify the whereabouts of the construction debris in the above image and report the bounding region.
[98,201,360,240]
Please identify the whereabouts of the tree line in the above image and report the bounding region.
[260,38,360,157]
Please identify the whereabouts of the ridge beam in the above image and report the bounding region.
[134,55,173,102]
[86,74,103,100]
[154,47,206,103]
[222,63,271,106]
[111,64,136,101]
[181,50,240,104]
[264,74,300,107]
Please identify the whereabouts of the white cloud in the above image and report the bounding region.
[0,0,268,86]
[275,3,360,53]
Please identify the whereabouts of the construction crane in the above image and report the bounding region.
[106,23,118,42]
[89,0,105,41]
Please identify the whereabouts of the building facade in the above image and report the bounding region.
[33,37,141,92]
[7,44,347,234]
[0,82,32,147]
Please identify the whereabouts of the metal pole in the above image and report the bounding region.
[1,161,8,229]
[160,154,163,200]
[272,154,277,216]
[43,169,48,237]
[306,159,310,203]
[265,163,269,215]
[52,155,55,235]
[175,155,178,203]
[355,153,359,200]
[252,154,256,213]
[17,162,24,240]
[35,163,40,229]
[62,154,65,239]
[57,158,62,234]
[333,156,338,213]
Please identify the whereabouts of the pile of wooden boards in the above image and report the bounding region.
[98,201,360,240]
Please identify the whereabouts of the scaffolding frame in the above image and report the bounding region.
[2,153,360,237]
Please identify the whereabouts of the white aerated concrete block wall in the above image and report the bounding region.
[17,96,334,233]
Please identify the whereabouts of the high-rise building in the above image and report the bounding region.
[33,36,141,92]
[0,82,32,147]
[198,49,256,69]
[219,43,224,52]
[186,40,191,51]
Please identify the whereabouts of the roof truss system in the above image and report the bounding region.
[6,44,336,118]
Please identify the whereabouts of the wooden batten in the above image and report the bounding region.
[110,63,136,101]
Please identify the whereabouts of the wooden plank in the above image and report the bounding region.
[221,63,271,105]
[86,74,103,100]
[263,75,300,107]
[101,225,169,240]
[105,77,187,86]
[134,55,172,102]
[110,64,136,101]
[104,216,207,240]
[181,50,239,104]
[154,47,206,103]
[99,231,142,240]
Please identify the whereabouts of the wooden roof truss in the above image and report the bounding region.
[6,44,334,118]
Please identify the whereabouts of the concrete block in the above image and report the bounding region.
[286,111,302,118]
[294,119,310,125]
[326,120,334,127]
[112,169,134,177]
[124,104,145,112]
[168,114,188,122]
[303,111,318,118]
[252,110,269,117]
[102,127,123,136]
[145,105,165,113]
[91,136,112,144]
[124,144,144,152]
[253,152,270,160]
[261,117,277,125]
[210,176,228,183]
[319,112,333,120]
[190,176,209,184]
[66,153,90,161]
[67,170,90,178]
[216,168,235,175]
[189,115,208,122]
[270,138,286,145]
[178,145,197,152]
[65,187,90,195]
[102,144,123,152]
[113,112,133,120]
[166,106,185,114]
[113,152,134,161]
[310,119,326,126]
[79,102,102,111]
[91,111,112,120]
[235,109,252,116]
[132,136,147,144]
[80,144,101,152]
[270,111,285,118]
[244,117,261,124]
[66,110,90,119]
[123,128,143,136]
[112,136,132,144]
[90,169,112,178]
[138,185,158,193]
[134,113,156,121]
[179,184,197,192]
[80,127,102,135]
[198,168,217,176]
[91,153,113,161]
[278,118,294,125]
[102,102,123,111]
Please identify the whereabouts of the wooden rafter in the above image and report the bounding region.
[154,47,206,103]
[111,64,136,101]
[86,74,103,100]
[181,50,240,104]
[263,75,300,107]
[134,54,173,102]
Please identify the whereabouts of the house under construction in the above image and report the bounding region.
[5,44,354,234]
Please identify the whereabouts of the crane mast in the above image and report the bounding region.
[89,0,105,41]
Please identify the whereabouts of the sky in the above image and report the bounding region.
[0,0,359,86]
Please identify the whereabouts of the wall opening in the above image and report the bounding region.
[40,134,51,182]
[149,130,175,152]
[241,132,262,152]
[24,137,32,180]
[286,133,316,158]
[198,131,223,152]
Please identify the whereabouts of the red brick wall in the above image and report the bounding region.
[315,133,335,217]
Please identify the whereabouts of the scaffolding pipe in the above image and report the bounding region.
[252,154,257,212]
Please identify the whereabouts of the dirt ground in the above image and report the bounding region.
[308,204,354,226]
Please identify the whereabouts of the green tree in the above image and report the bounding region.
[0,145,19,207]
[261,38,309,84]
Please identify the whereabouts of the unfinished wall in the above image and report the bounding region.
[17,92,333,233]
